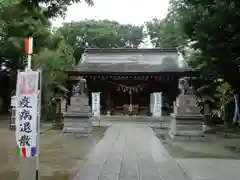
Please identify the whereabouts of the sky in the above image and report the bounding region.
[53,0,170,27]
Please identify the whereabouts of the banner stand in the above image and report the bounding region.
[152,92,162,117]
[91,92,101,125]
[17,37,41,180]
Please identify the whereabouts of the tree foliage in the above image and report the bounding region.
[32,39,75,119]
[146,0,187,49]
[181,0,240,91]
[19,0,93,18]
[147,0,240,92]
[57,20,144,63]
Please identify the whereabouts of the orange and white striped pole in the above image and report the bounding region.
[25,37,33,69]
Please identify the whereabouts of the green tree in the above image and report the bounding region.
[146,0,187,49]
[20,0,93,18]
[57,20,144,63]
[33,39,75,120]
[0,0,53,71]
[181,0,240,91]
[0,0,93,70]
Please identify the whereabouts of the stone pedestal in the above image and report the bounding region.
[169,95,204,140]
[62,96,93,134]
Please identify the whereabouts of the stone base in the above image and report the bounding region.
[63,95,93,134]
[169,132,205,141]
[62,126,93,134]
[62,113,93,134]
[63,112,93,117]
[67,105,91,113]
[169,113,204,141]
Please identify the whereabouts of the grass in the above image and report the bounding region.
[0,120,108,180]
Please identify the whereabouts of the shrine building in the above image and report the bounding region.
[67,48,208,116]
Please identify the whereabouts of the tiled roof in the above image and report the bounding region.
[75,48,191,73]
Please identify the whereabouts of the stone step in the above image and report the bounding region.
[172,130,204,136]
[62,127,93,134]
[67,106,91,113]
[169,133,205,140]
[175,125,203,131]
[100,115,170,122]
[63,117,92,122]
[63,112,93,118]
[171,113,204,120]
[63,121,92,128]
[175,120,202,125]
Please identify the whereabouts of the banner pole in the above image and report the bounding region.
[36,69,42,180]
[27,55,31,69]
[25,37,33,70]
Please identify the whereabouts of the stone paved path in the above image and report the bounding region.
[73,123,190,180]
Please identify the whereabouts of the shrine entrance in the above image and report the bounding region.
[67,74,185,117]
[110,81,150,116]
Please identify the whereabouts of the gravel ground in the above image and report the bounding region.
[153,127,240,159]
[0,120,108,180]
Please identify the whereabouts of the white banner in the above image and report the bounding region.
[15,71,39,157]
[92,92,100,117]
[153,92,162,117]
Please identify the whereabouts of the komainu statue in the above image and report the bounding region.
[72,77,87,96]
[178,77,193,95]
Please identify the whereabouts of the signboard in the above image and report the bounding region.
[92,92,100,118]
[152,92,162,117]
[15,71,39,158]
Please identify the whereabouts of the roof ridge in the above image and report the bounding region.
[84,48,177,53]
